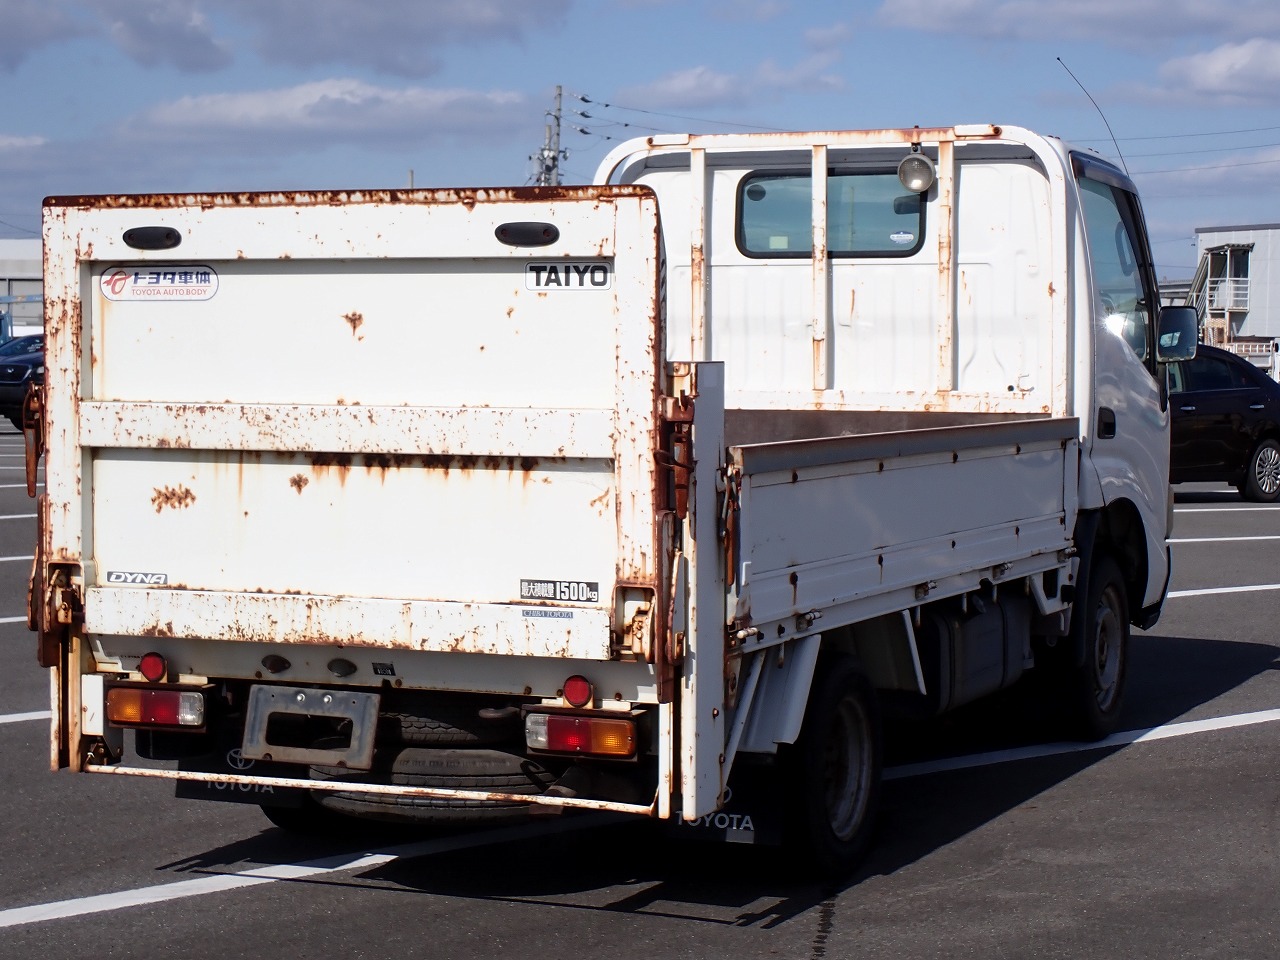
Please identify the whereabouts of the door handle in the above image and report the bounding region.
[1180,405,1196,411]
[1250,404,1265,410]
[1097,407,1117,439]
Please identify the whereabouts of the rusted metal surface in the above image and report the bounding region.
[810,145,830,390]
[84,763,661,817]
[150,484,196,513]
[88,588,616,659]
[45,184,658,211]
[935,139,956,393]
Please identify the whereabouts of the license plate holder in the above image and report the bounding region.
[240,684,380,770]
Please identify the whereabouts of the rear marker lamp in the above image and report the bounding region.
[138,652,167,683]
[105,686,206,728]
[525,712,636,758]
[562,674,593,708]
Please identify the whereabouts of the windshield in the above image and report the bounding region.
[0,335,43,357]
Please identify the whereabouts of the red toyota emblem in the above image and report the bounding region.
[102,269,130,295]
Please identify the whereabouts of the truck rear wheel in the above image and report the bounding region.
[784,656,882,877]
[1062,554,1129,740]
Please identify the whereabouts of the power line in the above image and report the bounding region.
[0,218,38,235]
[1131,155,1280,176]
[571,92,786,132]
[1077,124,1280,144]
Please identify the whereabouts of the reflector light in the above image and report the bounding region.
[562,675,593,708]
[106,687,205,728]
[138,652,167,683]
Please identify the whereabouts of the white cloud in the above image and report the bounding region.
[877,0,1280,43]
[617,66,747,110]
[86,0,232,72]
[0,134,47,150]
[616,27,848,111]
[805,22,852,52]
[219,0,572,77]
[0,0,90,71]
[1157,39,1280,106]
[135,79,528,150]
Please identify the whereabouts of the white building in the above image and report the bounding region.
[0,238,42,336]
[1189,223,1280,341]
[1188,223,1280,374]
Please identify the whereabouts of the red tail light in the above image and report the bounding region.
[106,686,206,728]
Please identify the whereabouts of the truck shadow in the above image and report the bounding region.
[164,632,1277,926]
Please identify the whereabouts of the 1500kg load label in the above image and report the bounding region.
[520,579,600,603]
[525,262,612,290]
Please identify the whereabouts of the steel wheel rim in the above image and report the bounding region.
[823,697,873,841]
[1255,445,1280,495]
[1092,583,1124,712]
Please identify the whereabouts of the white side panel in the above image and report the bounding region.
[731,420,1078,643]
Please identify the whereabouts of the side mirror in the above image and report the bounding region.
[1156,305,1198,363]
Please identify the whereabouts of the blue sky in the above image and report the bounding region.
[3,0,1280,279]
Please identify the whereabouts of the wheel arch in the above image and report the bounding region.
[1072,499,1149,635]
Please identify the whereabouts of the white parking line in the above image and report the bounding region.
[0,815,619,930]
[884,708,1280,780]
[0,711,48,725]
[0,707,1276,927]
[1169,535,1280,543]
[1168,583,1280,599]
[1175,506,1280,513]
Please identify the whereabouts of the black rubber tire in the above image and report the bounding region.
[1242,439,1280,503]
[312,747,556,824]
[378,695,520,747]
[1061,554,1129,740]
[783,656,882,878]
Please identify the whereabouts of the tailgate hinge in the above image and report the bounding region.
[660,394,694,520]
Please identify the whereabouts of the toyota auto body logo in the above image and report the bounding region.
[100,266,219,302]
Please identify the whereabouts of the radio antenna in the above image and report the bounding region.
[1057,57,1129,175]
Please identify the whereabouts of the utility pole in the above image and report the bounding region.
[531,85,568,186]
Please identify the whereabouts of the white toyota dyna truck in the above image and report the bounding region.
[30,124,1197,874]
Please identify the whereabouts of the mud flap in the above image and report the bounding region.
[173,729,310,808]
[662,767,786,847]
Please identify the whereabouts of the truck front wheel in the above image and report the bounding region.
[1063,554,1129,740]
[784,656,882,877]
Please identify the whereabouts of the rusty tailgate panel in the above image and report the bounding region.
[43,186,665,662]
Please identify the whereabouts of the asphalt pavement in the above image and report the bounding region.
[1,430,1277,959]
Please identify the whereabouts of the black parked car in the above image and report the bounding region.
[1168,343,1280,502]
[0,335,43,431]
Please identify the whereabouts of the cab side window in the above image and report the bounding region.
[1079,177,1154,366]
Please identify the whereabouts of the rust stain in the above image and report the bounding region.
[310,451,353,486]
[343,311,364,336]
[289,474,309,494]
[151,484,196,513]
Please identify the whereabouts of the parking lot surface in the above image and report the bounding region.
[1,432,1276,959]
